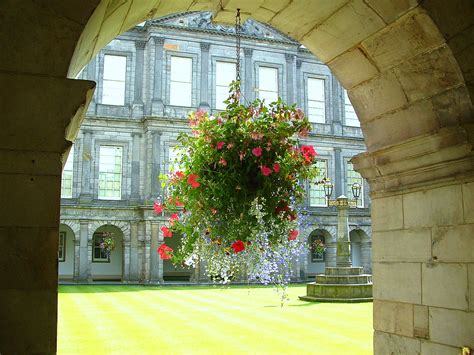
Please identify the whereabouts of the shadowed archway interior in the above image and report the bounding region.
[0,1,473,353]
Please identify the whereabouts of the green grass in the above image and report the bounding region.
[58,285,373,354]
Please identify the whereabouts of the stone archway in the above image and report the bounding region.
[1,1,473,353]
[90,224,124,281]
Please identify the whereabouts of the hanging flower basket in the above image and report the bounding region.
[98,231,115,256]
[155,82,319,295]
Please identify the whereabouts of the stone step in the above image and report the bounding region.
[306,282,373,299]
[325,267,364,275]
[299,295,373,303]
[315,274,373,284]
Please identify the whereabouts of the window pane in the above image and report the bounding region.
[309,160,327,207]
[168,146,183,174]
[258,67,278,103]
[346,161,364,207]
[102,55,126,106]
[170,82,192,106]
[344,90,360,127]
[61,147,74,198]
[99,146,122,200]
[307,78,325,123]
[171,56,192,82]
[216,61,236,109]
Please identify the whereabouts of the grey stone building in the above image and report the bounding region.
[58,12,371,283]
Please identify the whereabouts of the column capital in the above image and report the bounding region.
[243,48,253,57]
[200,42,210,51]
[296,59,303,69]
[135,40,147,50]
[285,53,295,63]
[131,132,142,138]
[153,36,165,45]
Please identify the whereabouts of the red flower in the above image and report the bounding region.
[260,165,273,176]
[300,145,317,163]
[273,163,280,173]
[288,230,299,241]
[252,147,262,157]
[187,174,200,189]
[157,244,174,260]
[216,141,225,150]
[174,197,185,207]
[153,202,164,214]
[175,171,185,180]
[161,226,173,238]
[169,213,179,224]
[231,240,245,253]
[219,158,227,166]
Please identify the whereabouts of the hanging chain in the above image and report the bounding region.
[235,8,241,86]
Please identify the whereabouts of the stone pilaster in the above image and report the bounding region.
[151,131,162,200]
[86,57,97,115]
[285,53,295,104]
[243,48,253,102]
[144,220,152,283]
[129,221,139,280]
[199,42,210,110]
[151,37,165,116]
[73,238,80,282]
[130,132,141,203]
[331,76,343,135]
[334,147,343,197]
[132,40,146,118]
[79,129,93,203]
[150,221,163,283]
[78,220,90,281]
[296,59,303,108]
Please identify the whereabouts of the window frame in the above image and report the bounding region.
[58,231,66,262]
[100,53,128,106]
[61,145,75,199]
[92,233,111,263]
[305,76,327,124]
[214,60,237,110]
[97,145,124,201]
[343,89,360,127]
[254,61,284,104]
[345,159,364,208]
[309,159,329,207]
[168,54,194,107]
[310,234,325,262]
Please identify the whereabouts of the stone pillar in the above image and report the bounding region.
[137,221,146,282]
[79,129,93,203]
[132,40,146,118]
[130,132,141,203]
[151,131,162,200]
[334,147,343,197]
[78,220,90,281]
[123,226,131,283]
[296,59,302,108]
[331,77,343,135]
[86,57,97,115]
[144,220,152,283]
[199,42,210,111]
[285,54,295,104]
[150,221,163,283]
[129,221,139,280]
[0,72,94,354]
[361,241,372,273]
[73,238,80,282]
[335,196,352,267]
[243,48,253,102]
[151,37,165,116]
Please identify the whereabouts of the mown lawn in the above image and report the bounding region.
[58,285,373,354]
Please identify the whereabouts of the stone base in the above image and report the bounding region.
[300,266,373,303]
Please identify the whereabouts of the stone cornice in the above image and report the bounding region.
[352,126,474,196]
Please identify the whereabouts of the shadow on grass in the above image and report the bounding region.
[58,283,308,294]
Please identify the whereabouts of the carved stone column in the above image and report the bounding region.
[73,238,81,282]
[285,53,295,104]
[132,40,146,118]
[296,59,303,108]
[130,132,141,203]
[151,37,165,116]
[199,42,210,111]
[243,48,253,102]
[79,220,90,282]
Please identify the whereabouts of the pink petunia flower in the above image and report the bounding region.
[219,158,227,166]
[252,147,262,157]
[161,226,173,238]
[153,202,164,214]
[273,163,280,173]
[217,141,225,150]
[260,165,273,176]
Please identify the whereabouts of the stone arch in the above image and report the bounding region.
[88,220,131,243]
[60,220,80,241]
[2,1,474,353]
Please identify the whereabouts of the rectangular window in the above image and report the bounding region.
[258,66,278,104]
[309,159,328,207]
[307,78,326,123]
[58,231,66,262]
[61,148,74,198]
[344,90,359,127]
[215,61,236,110]
[167,146,183,174]
[170,56,192,107]
[346,161,364,207]
[98,146,123,200]
[102,55,126,106]
[92,234,110,262]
